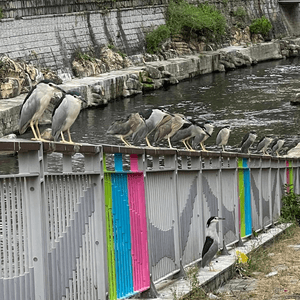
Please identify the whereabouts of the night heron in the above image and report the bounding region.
[51,90,87,144]
[240,131,257,154]
[132,108,170,147]
[216,126,231,151]
[257,136,274,155]
[270,138,285,156]
[201,216,225,269]
[170,121,209,150]
[19,79,65,141]
[153,113,189,148]
[192,121,214,151]
[107,112,145,147]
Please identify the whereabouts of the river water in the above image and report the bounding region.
[73,56,300,151]
[2,56,300,173]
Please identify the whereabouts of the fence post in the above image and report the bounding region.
[18,143,50,300]
[84,147,108,300]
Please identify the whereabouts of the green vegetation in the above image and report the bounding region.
[280,184,300,224]
[249,15,272,37]
[145,0,226,53]
[233,7,247,19]
[75,50,95,62]
[145,25,171,54]
[0,7,3,19]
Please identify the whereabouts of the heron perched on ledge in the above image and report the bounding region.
[240,131,257,154]
[52,90,87,144]
[192,120,214,151]
[107,112,145,147]
[256,136,273,155]
[216,126,231,151]
[270,138,285,156]
[201,216,225,270]
[132,108,171,147]
[19,79,65,141]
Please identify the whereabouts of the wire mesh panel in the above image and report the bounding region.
[261,161,272,227]
[45,174,98,300]
[177,171,202,266]
[0,176,35,300]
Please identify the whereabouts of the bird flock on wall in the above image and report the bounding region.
[107,107,286,156]
[18,79,86,144]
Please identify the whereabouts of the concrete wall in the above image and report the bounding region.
[0,0,299,76]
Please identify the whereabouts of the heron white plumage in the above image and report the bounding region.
[201,216,225,269]
[270,138,285,156]
[19,79,65,141]
[256,136,273,155]
[51,90,87,144]
[107,112,145,147]
[216,126,231,151]
[240,131,257,153]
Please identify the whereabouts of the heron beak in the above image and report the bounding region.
[52,85,67,94]
[217,217,225,220]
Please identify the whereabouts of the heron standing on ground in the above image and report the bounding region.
[19,79,65,141]
[107,112,145,147]
[201,216,225,270]
[52,90,87,144]
[216,126,231,151]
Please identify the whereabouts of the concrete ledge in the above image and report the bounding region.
[149,223,292,300]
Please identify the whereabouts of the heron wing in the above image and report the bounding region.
[201,237,218,268]
[19,88,41,133]
[240,133,250,147]
[153,120,172,142]
[52,99,69,139]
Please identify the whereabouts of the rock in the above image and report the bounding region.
[0,78,21,99]
[265,271,278,278]
[145,65,161,79]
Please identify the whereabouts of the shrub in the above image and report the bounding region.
[145,24,171,54]
[249,16,272,37]
[166,0,226,41]
[0,7,3,19]
[280,184,300,224]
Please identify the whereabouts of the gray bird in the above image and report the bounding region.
[171,121,209,150]
[216,126,231,151]
[257,136,274,155]
[153,113,189,148]
[19,79,65,141]
[270,138,285,156]
[192,121,214,151]
[132,108,170,147]
[240,131,257,154]
[201,216,225,269]
[107,112,145,147]
[52,91,87,144]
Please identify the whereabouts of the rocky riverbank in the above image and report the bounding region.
[1,38,300,141]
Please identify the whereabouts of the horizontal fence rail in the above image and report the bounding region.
[0,140,299,300]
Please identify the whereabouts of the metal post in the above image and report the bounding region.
[18,144,50,300]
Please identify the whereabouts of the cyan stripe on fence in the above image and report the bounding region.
[238,158,252,237]
[104,153,150,299]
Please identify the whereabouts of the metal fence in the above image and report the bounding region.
[0,140,298,300]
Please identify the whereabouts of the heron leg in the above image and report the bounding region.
[200,142,208,152]
[167,138,175,149]
[121,136,133,147]
[186,140,195,151]
[145,136,155,148]
[29,120,39,140]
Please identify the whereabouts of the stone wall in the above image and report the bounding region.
[0,0,299,77]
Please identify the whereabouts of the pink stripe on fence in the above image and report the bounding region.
[128,171,150,292]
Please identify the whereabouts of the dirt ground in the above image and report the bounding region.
[217,225,300,300]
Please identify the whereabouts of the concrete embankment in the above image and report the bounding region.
[0,40,297,138]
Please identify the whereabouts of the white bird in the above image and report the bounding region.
[216,126,231,151]
[19,79,65,141]
[51,91,87,144]
[201,216,225,269]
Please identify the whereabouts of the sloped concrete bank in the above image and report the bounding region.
[0,40,298,138]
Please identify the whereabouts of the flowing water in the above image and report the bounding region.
[2,56,300,173]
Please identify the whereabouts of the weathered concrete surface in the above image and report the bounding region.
[0,41,295,138]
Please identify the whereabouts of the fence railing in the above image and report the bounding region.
[0,140,298,300]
